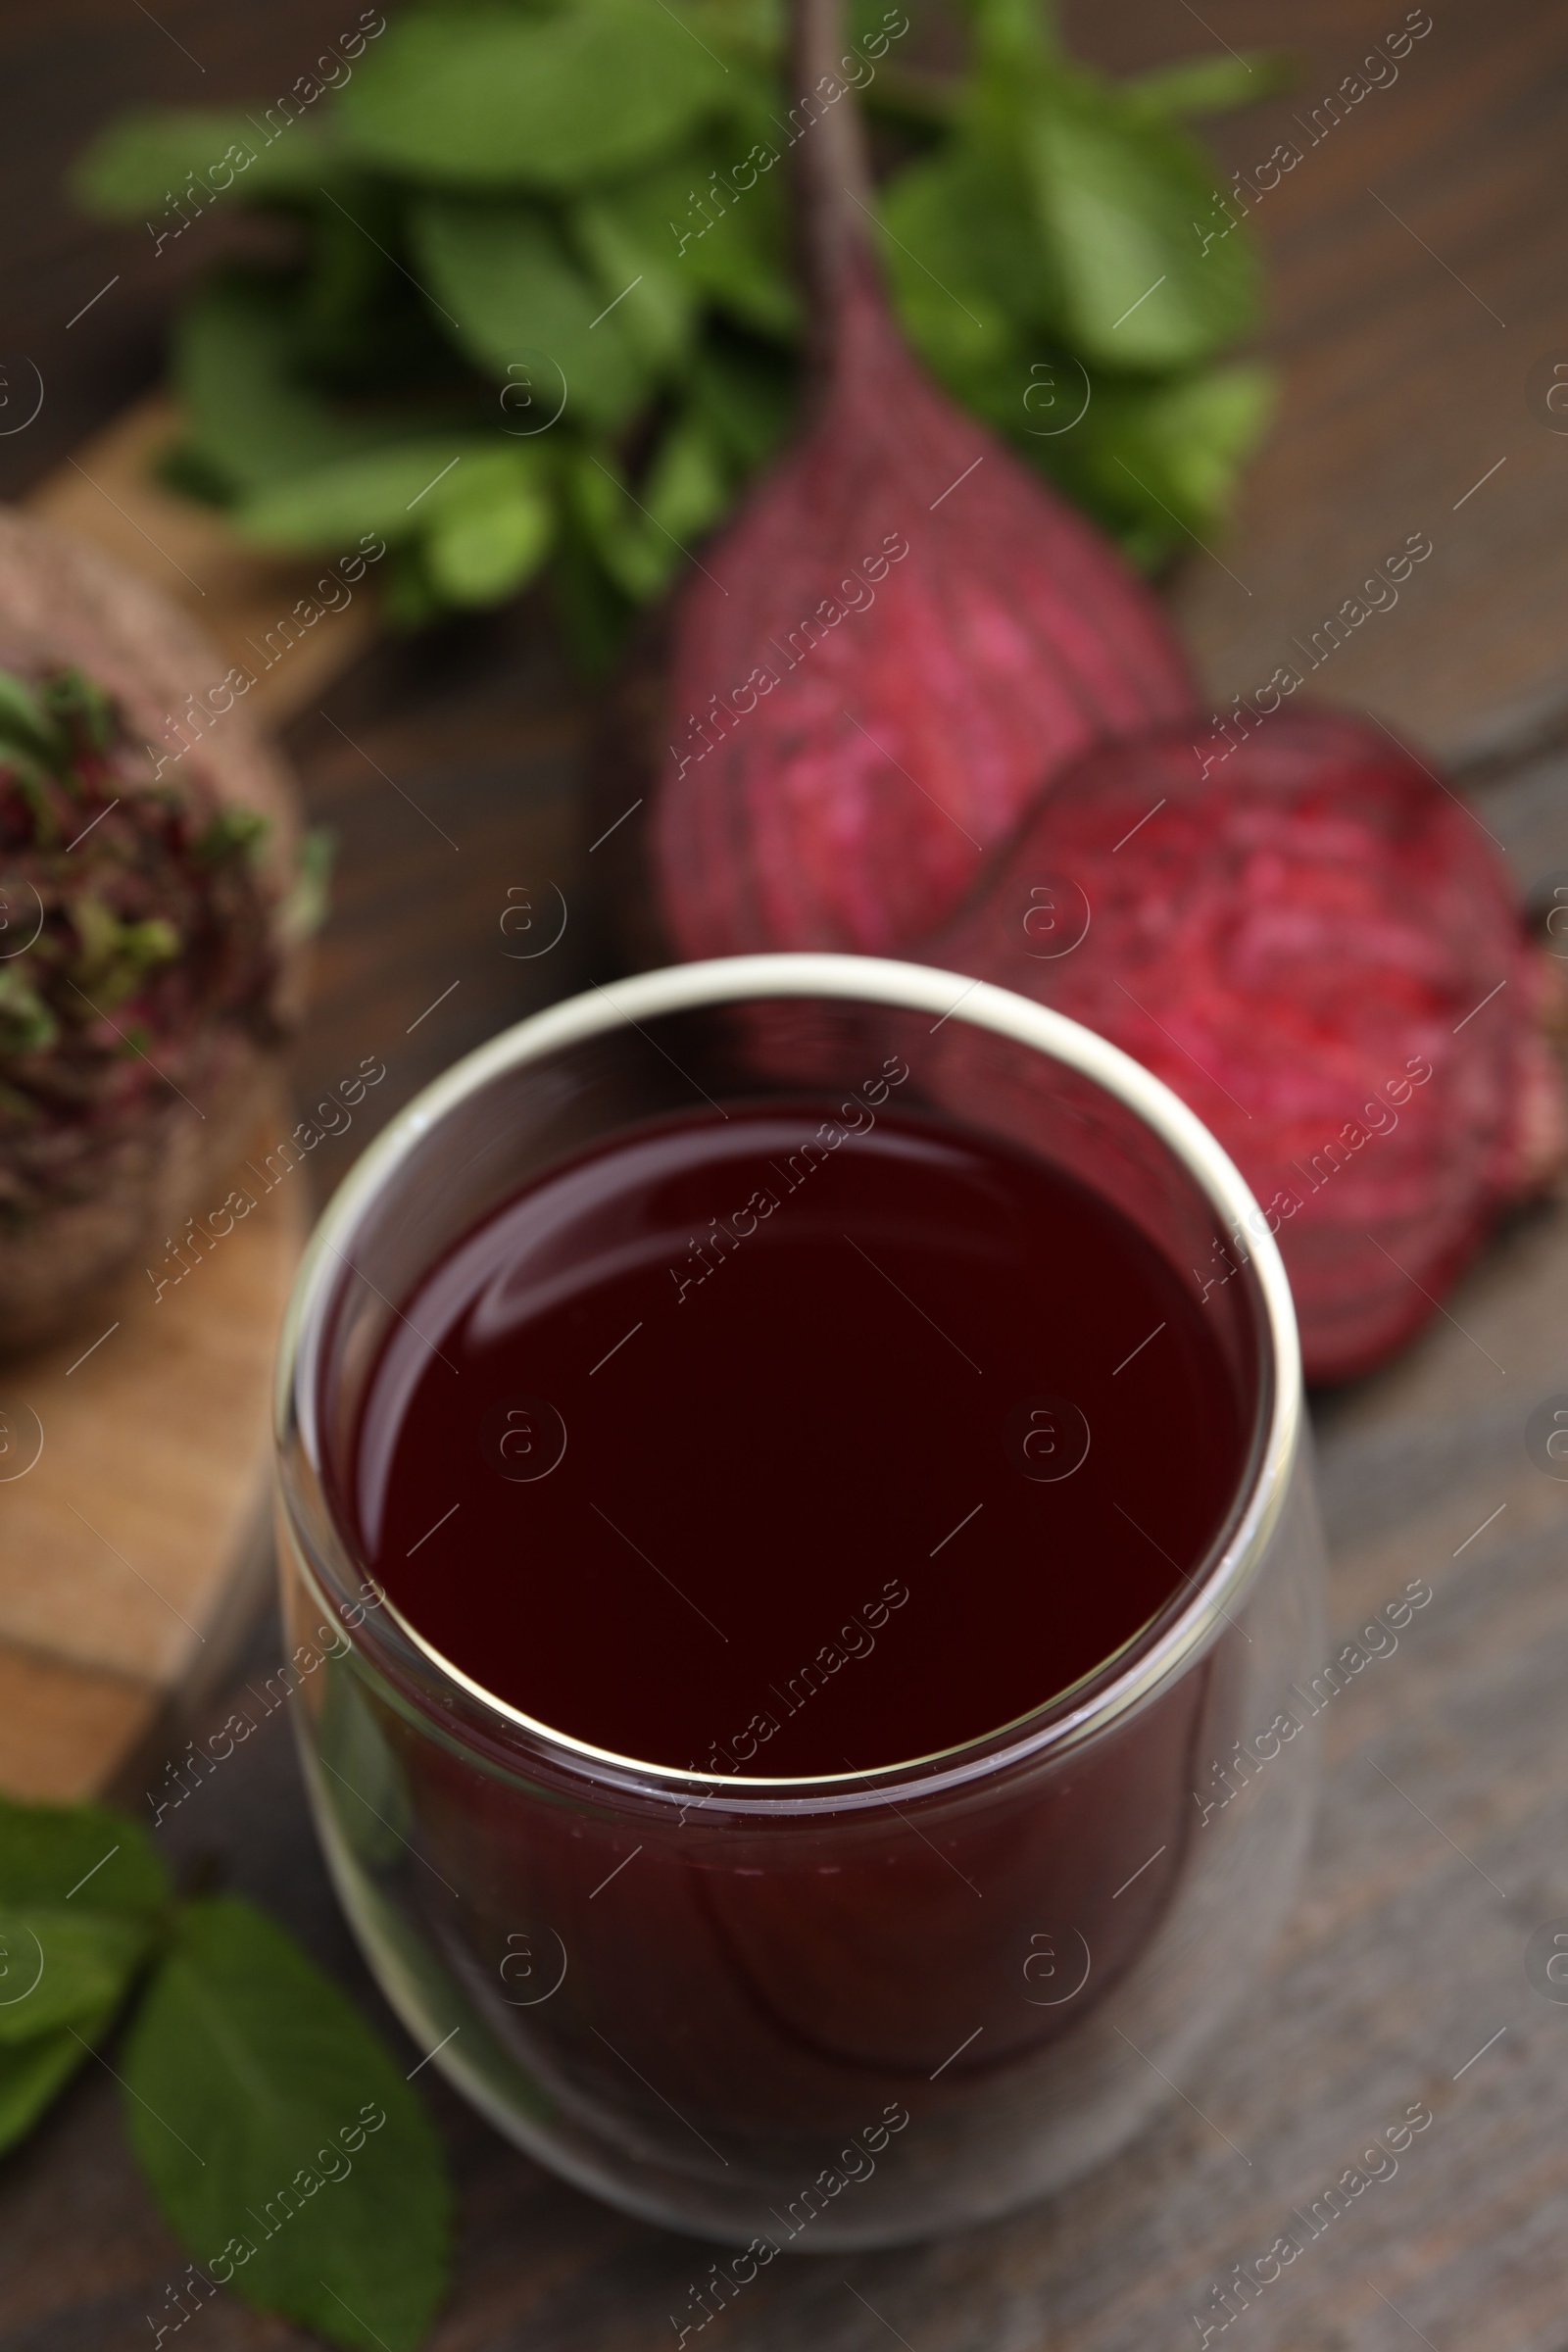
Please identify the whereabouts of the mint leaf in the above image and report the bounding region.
[1030,357,1272,565]
[0,1906,149,2041]
[337,0,729,190]
[409,198,651,430]
[235,436,506,550]
[0,1797,169,2149]
[877,144,1033,386]
[571,411,730,604]
[1126,52,1295,118]
[572,448,675,602]
[588,153,799,344]
[1094,360,1275,526]
[882,138,1055,330]
[0,1993,121,2155]
[965,0,1060,78]
[570,191,699,372]
[122,1896,451,2352]
[425,474,557,606]
[173,277,395,496]
[72,0,1279,625]
[1024,75,1260,369]
[640,413,731,551]
[0,1791,168,1924]
[73,110,337,218]
[172,275,450,500]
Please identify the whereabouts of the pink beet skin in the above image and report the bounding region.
[653,270,1198,958]
[920,710,1562,1384]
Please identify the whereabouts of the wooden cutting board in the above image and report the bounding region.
[0,1094,309,1801]
[0,407,376,1805]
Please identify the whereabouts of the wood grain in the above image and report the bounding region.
[0,1643,155,1803]
[0,1098,306,1800]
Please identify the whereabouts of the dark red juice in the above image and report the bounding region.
[306,1084,1272,2228]
[350,1097,1248,1775]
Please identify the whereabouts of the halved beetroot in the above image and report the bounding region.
[919,709,1561,1383]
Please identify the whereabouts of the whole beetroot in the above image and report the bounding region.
[0,511,301,1352]
[650,0,1197,961]
[919,710,1562,1383]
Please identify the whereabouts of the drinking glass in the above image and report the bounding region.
[273,954,1324,2247]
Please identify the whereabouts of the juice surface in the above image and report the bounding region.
[349,1097,1249,1775]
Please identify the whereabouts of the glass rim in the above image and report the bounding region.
[276,952,1302,1809]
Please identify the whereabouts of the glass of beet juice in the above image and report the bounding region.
[275,954,1323,2246]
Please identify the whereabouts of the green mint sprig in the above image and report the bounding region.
[72,0,1290,665]
[0,1792,451,2351]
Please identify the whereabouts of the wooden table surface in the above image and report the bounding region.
[6,0,1568,2347]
